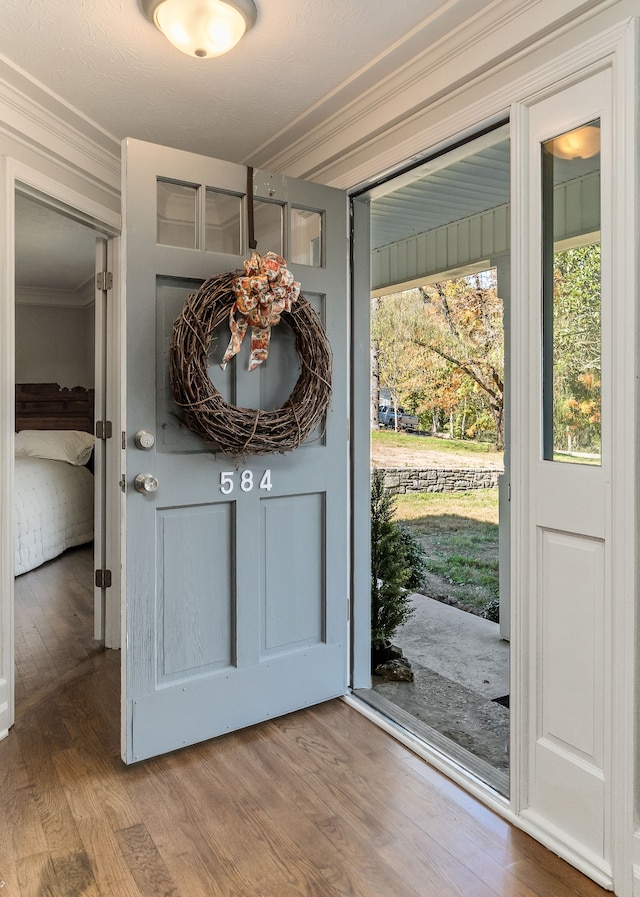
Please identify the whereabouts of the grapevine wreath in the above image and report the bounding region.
[169,252,332,456]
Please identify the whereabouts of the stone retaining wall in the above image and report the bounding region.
[378,467,502,494]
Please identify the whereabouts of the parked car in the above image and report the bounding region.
[378,405,419,430]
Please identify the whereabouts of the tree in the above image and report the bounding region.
[371,271,505,445]
[415,272,505,448]
[371,291,424,428]
[370,471,414,650]
[551,243,601,454]
[370,298,381,429]
[372,292,454,431]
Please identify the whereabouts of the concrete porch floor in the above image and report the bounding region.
[370,593,510,789]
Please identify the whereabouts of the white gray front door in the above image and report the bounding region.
[122,139,348,763]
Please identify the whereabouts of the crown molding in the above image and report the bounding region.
[250,0,619,185]
[0,53,120,198]
[328,17,630,193]
[16,280,95,309]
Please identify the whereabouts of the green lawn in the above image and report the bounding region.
[552,452,600,465]
[372,428,501,459]
[394,489,500,615]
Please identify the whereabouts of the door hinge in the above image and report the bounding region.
[96,271,113,291]
[95,420,113,440]
[95,569,112,589]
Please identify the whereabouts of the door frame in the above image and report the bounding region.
[346,22,637,897]
[347,126,512,792]
[349,194,372,691]
[0,157,121,738]
[510,33,637,893]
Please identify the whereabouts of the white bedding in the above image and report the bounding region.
[14,456,94,576]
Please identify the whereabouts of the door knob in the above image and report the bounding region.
[134,473,159,494]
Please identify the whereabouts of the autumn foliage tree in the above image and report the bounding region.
[551,243,601,454]
[372,249,599,455]
[372,271,505,446]
[371,291,424,428]
[415,272,505,447]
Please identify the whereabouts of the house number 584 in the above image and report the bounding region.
[220,469,273,495]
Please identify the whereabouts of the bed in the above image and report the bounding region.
[14,383,95,576]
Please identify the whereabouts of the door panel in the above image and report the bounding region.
[262,492,325,652]
[157,503,234,680]
[521,70,611,869]
[123,139,348,763]
[540,529,604,759]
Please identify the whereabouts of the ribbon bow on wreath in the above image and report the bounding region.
[221,251,301,372]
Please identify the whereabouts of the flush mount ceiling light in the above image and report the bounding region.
[548,124,600,160]
[142,0,257,58]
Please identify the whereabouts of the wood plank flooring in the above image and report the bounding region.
[2,546,611,897]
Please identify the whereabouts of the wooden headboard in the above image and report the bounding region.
[15,383,95,434]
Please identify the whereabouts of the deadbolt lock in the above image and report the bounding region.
[134,430,155,450]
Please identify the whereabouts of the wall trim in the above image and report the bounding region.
[0,155,16,740]
[0,156,123,742]
[10,160,121,235]
[605,17,638,897]
[16,281,96,309]
[0,55,120,198]
[253,0,616,181]
[271,15,631,190]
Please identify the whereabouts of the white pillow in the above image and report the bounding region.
[15,429,95,466]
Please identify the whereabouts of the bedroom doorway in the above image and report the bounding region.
[13,190,111,710]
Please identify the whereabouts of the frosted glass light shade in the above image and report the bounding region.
[548,125,600,160]
[143,0,257,58]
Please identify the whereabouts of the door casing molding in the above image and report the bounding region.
[510,23,637,897]
[0,157,122,738]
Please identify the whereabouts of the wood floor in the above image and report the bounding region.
[1,547,610,897]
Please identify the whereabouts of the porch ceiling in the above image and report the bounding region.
[371,138,511,252]
[370,127,600,254]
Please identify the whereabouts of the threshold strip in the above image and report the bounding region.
[352,687,509,798]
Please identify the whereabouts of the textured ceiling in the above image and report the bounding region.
[6,2,594,295]
[2,0,496,295]
[0,0,471,165]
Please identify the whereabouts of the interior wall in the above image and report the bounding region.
[15,303,94,389]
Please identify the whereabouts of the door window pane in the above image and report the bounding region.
[157,179,197,248]
[290,208,322,266]
[542,120,601,464]
[205,189,241,254]
[253,200,283,256]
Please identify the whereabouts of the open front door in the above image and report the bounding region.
[122,139,348,763]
